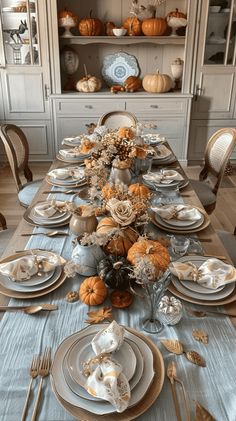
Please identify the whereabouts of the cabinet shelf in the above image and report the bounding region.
[60,35,185,46]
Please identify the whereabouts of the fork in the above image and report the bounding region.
[21,355,40,421]
[31,348,51,421]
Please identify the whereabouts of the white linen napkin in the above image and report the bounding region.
[143,169,183,185]
[33,201,65,218]
[59,148,88,159]
[62,135,82,144]
[84,321,130,412]
[152,204,202,221]
[169,258,236,289]
[0,254,60,282]
[48,167,85,181]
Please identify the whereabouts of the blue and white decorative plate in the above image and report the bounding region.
[102,52,140,87]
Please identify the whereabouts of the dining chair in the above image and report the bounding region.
[97,111,137,129]
[0,212,7,231]
[0,124,42,207]
[217,228,236,266]
[189,128,236,214]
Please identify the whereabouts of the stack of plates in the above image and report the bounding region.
[150,206,210,234]
[51,324,165,420]
[24,200,71,228]
[152,145,176,165]
[169,255,236,306]
[141,134,166,146]
[62,136,83,147]
[57,149,91,164]
[46,167,87,188]
[143,170,189,190]
[0,250,66,299]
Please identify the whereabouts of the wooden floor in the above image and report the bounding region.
[0,162,236,236]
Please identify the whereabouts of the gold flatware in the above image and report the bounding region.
[186,308,236,318]
[167,361,191,421]
[0,304,58,315]
[31,347,51,421]
[43,190,78,194]
[21,354,40,421]
[188,253,228,260]
[21,231,69,237]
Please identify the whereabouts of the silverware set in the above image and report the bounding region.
[21,231,69,238]
[0,304,58,315]
[21,347,52,421]
[167,361,191,421]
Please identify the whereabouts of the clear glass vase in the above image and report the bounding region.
[142,270,171,334]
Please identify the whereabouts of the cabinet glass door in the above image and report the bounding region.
[0,0,40,65]
[204,0,236,65]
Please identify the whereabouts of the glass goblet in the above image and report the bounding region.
[170,235,190,259]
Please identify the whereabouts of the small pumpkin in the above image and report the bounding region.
[76,75,102,92]
[123,17,142,36]
[124,76,142,93]
[79,276,108,305]
[117,127,135,139]
[110,290,133,308]
[142,18,167,36]
[167,8,187,19]
[96,217,138,256]
[101,183,118,200]
[135,144,149,159]
[105,21,116,36]
[97,256,132,290]
[58,8,78,22]
[79,10,103,36]
[142,70,172,93]
[128,183,151,199]
[127,240,170,276]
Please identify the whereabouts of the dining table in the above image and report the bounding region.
[0,139,236,421]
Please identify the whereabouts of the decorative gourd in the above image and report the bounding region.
[142,70,172,93]
[110,290,133,308]
[167,8,187,19]
[128,183,151,199]
[76,75,102,92]
[123,17,142,36]
[142,18,167,36]
[105,21,116,36]
[101,183,117,200]
[79,276,108,305]
[97,256,132,290]
[127,240,170,276]
[58,8,78,22]
[135,144,148,159]
[124,76,142,92]
[96,217,138,256]
[78,10,103,36]
[117,127,135,139]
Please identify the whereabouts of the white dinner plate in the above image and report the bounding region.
[152,154,177,165]
[31,209,67,221]
[51,324,155,415]
[154,211,204,231]
[152,145,172,159]
[65,333,136,387]
[63,337,144,402]
[180,279,224,294]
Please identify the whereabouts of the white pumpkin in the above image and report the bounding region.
[142,70,172,93]
[76,75,102,93]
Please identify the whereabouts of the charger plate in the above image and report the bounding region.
[51,324,164,421]
[168,282,236,306]
[24,202,71,228]
[149,208,210,234]
[46,175,87,189]
[56,154,87,164]
[0,250,66,299]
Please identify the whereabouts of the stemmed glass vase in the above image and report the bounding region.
[142,270,171,334]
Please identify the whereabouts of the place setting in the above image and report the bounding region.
[0,249,66,299]
[151,144,176,165]
[51,321,165,420]
[141,133,166,146]
[142,168,189,190]
[23,200,71,228]
[46,166,87,188]
[61,135,83,147]
[57,148,91,164]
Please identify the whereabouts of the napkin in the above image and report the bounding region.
[169,258,236,289]
[152,204,202,221]
[59,148,87,159]
[33,201,65,218]
[0,254,60,282]
[62,135,82,144]
[143,169,183,185]
[84,321,130,412]
[153,144,171,159]
[48,167,85,180]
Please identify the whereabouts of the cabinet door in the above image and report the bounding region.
[192,0,236,119]
[0,0,51,119]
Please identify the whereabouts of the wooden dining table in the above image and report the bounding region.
[0,148,236,421]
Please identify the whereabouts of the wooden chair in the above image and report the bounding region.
[0,212,7,230]
[217,228,236,266]
[97,111,137,129]
[0,124,42,207]
[189,128,236,214]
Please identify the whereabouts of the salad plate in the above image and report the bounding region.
[102,52,140,87]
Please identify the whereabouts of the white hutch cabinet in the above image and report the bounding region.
[0,0,53,160]
[48,0,198,164]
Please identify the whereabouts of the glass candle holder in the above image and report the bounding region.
[157,295,183,326]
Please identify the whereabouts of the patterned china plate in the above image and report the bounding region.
[102,52,140,87]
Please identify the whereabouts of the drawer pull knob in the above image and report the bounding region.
[150,105,159,109]
[85,105,93,109]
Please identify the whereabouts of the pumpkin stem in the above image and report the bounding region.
[113,261,124,270]
[83,63,88,77]
[89,9,93,18]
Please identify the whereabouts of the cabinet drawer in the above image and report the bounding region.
[55,100,126,116]
[126,99,187,115]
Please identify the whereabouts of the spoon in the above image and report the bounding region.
[43,190,78,194]
[167,361,191,421]
[186,308,236,318]
[21,231,69,237]
[0,304,58,315]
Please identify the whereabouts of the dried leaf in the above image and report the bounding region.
[185,350,206,367]
[161,339,184,355]
[85,307,113,324]
[192,329,208,345]
[167,361,177,383]
[195,401,216,421]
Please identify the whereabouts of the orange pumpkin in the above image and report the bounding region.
[142,18,167,36]
[135,144,149,159]
[127,240,170,276]
[167,8,187,19]
[101,183,118,200]
[105,21,116,36]
[110,290,133,308]
[58,8,77,21]
[79,276,108,305]
[128,183,151,199]
[124,76,142,92]
[79,10,103,36]
[96,217,138,256]
[123,17,142,36]
[117,127,135,139]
